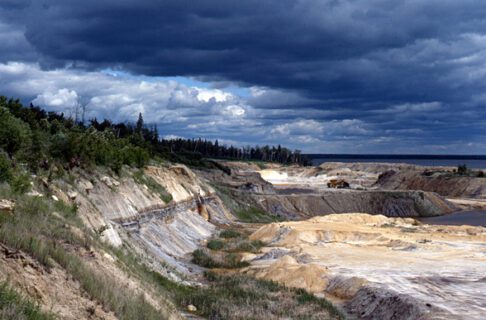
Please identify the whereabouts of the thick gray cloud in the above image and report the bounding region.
[0,1,485,153]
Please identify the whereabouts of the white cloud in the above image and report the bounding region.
[196,87,233,102]
[221,105,246,117]
[33,88,79,110]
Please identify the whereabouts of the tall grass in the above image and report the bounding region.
[0,186,167,320]
[0,282,54,320]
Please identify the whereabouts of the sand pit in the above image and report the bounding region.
[245,213,486,319]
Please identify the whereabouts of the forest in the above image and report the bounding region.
[0,96,310,186]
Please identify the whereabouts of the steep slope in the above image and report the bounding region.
[375,169,486,199]
[52,164,234,279]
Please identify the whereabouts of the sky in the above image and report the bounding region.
[0,1,485,154]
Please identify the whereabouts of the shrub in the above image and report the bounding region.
[219,229,241,238]
[192,249,220,268]
[457,164,468,175]
[0,153,12,183]
[10,172,31,194]
[477,171,485,178]
[0,107,32,157]
[236,240,265,253]
[207,239,225,250]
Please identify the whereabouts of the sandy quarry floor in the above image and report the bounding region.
[245,214,486,319]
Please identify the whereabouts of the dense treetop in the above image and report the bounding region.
[0,96,310,183]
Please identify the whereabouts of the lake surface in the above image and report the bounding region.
[419,211,486,227]
[307,154,486,169]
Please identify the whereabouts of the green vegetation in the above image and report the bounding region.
[132,169,172,203]
[454,164,485,178]
[236,240,265,253]
[0,96,310,181]
[213,184,281,223]
[457,164,468,175]
[184,229,345,319]
[171,272,344,320]
[207,239,225,250]
[192,249,249,269]
[0,185,165,320]
[219,229,241,238]
[234,206,279,223]
[0,282,54,320]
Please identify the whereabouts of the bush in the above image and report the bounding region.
[10,172,31,194]
[0,107,32,157]
[477,171,485,178]
[457,164,468,175]
[207,239,225,250]
[219,229,241,238]
[192,249,220,268]
[236,240,265,253]
[0,153,12,183]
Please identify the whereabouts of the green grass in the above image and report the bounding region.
[106,237,344,320]
[212,184,282,223]
[235,240,265,253]
[0,282,54,320]
[192,249,249,269]
[219,229,241,238]
[0,185,166,320]
[207,239,225,250]
[171,272,345,320]
[132,169,173,203]
[234,206,279,223]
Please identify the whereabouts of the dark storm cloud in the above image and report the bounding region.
[0,0,486,153]
[2,1,484,101]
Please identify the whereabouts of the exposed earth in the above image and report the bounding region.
[1,160,485,319]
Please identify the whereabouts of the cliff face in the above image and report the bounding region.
[204,162,457,219]
[49,164,234,279]
[255,190,455,218]
[246,213,486,320]
[375,169,486,199]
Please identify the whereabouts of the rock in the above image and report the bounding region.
[100,176,112,186]
[67,191,78,200]
[0,199,15,214]
[187,304,197,312]
[27,190,43,197]
[51,195,59,201]
[101,176,119,187]
[78,179,94,194]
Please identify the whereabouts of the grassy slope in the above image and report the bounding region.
[0,184,170,320]
[0,282,54,320]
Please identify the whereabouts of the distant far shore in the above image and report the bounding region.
[306,154,486,169]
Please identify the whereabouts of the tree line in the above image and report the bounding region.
[0,96,310,181]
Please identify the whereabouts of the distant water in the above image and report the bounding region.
[307,154,486,169]
[419,211,486,227]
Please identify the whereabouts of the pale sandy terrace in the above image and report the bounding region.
[246,214,486,319]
